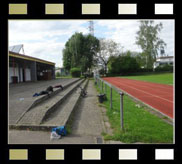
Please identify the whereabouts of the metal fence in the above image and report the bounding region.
[95,77,124,130]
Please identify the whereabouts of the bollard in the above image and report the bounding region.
[119,92,124,130]
[110,86,112,109]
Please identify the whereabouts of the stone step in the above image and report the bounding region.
[42,79,89,127]
[17,79,85,125]
[26,78,81,111]
[15,78,81,124]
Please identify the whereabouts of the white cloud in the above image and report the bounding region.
[9,20,174,67]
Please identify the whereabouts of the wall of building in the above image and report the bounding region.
[9,66,31,83]
[9,55,55,83]
[9,67,19,83]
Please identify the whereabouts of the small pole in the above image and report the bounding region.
[98,78,100,88]
[102,81,103,92]
[105,82,107,94]
[100,79,101,90]
[120,92,124,130]
[110,86,112,109]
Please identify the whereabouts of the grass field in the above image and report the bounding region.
[120,73,173,85]
[95,80,173,143]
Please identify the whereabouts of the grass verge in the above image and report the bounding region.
[95,81,173,143]
[119,73,173,85]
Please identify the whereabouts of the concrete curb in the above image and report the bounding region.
[41,79,85,124]
[9,124,55,131]
[64,79,89,128]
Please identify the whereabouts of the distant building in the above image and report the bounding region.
[153,56,174,69]
[9,45,55,83]
[55,67,61,74]
[55,67,69,76]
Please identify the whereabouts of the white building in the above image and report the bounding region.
[153,56,174,69]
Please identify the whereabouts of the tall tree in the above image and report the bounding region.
[63,32,99,73]
[96,39,121,74]
[136,20,166,68]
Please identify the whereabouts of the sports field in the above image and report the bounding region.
[120,73,173,85]
[103,77,173,119]
[95,73,174,143]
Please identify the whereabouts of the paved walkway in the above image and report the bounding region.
[9,80,112,144]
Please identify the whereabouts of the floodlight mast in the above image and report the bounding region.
[88,20,94,36]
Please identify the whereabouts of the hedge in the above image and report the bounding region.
[70,67,81,77]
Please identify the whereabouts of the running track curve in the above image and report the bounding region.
[102,77,174,119]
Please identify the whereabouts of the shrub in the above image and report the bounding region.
[56,72,61,77]
[108,55,140,75]
[99,68,105,75]
[70,67,81,77]
[155,64,173,72]
[137,68,153,73]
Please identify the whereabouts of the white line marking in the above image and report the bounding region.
[107,79,173,103]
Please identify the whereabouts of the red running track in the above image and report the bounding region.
[103,77,174,119]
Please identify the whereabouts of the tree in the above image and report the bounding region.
[63,32,99,73]
[95,39,121,75]
[108,55,140,75]
[136,21,166,69]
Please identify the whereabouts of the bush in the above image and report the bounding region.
[56,72,61,77]
[155,64,173,72]
[108,55,140,75]
[137,68,153,73]
[70,67,81,77]
[99,68,105,76]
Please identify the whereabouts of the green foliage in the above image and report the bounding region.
[136,21,166,69]
[70,67,81,77]
[63,32,100,73]
[99,68,105,76]
[56,72,61,77]
[155,64,173,72]
[95,39,121,74]
[108,54,140,75]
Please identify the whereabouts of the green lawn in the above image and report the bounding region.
[95,80,173,143]
[119,73,173,85]
[56,75,72,79]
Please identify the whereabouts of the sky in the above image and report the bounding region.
[9,20,175,67]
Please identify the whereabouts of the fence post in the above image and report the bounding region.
[100,79,101,90]
[102,81,103,92]
[110,86,112,109]
[105,82,107,94]
[119,92,124,130]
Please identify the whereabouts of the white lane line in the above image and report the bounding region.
[107,79,173,103]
